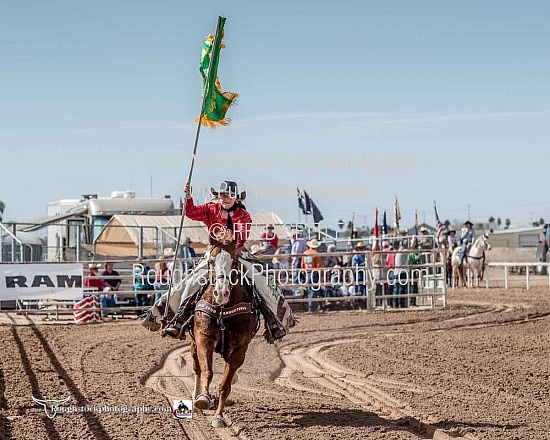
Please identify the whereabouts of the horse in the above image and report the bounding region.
[190,230,259,428]
[451,233,491,288]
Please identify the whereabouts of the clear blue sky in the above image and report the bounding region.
[1,0,549,229]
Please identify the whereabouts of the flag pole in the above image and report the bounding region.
[162,16,224,323]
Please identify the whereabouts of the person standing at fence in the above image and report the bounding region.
[178,237,196,273]
[352,242,367,309]
[291,229,307,295]
[99,263,120,318]
[302,238,323,312]
[134,261,154,315]
[408,249,423,307]
[393,241,408,308]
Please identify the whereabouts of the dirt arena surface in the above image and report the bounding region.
[1,287,549,440]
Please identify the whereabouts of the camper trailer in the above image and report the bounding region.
[30,191,174,261]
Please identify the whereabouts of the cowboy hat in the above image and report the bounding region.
[306,238,321,249]
[163,248,175,258]
[211,180,246,201]
[88,262,101,269]
[449,228,456,233]
[420,226,429,233]
[464,221,474,227]
[354,241,366,250]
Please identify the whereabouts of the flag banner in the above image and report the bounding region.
[434,202,443,241]
[197,16,238,128]
[393,196,401,235]
[297,188,306,215]
[310,199,324,225]
[382,210,388,236]
[373,208,380,251]
[303,190,313,215]
[415,211,419,235]
[0,263,83,300]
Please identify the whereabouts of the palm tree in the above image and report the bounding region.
[539,218,545,226]
[497,218,502,227]
[488,216,495,224]
[505,218,511,230]
[0,200,4,223]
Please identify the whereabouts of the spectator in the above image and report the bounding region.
[178,237,196,273]
[351,242,367,309]
[419,227,434,249]
[154,258,169,303]
[260,224,279,249]
[447,229,459,250]
[291,229,307,295]
[371,253,386,307]
[273,248,292,295]
[324,244,340,269]
[408,249,424,307]
[134,261,153,314]
[99,262,120,318]
[101,263,121,291]
[302,238,323,312]
[260,238,276,256]
[393,241,409,308]
[85,263,104,292]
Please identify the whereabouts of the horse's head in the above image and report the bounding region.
[482,233,491,251]
[209,229,238,306]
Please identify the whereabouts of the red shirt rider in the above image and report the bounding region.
[185,180,252,249]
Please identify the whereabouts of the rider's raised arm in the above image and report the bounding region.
[185,197,213,223]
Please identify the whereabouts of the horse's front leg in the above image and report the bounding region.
[211,345,248,428]
[193,333,216,410]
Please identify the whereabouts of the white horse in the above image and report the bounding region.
[451,233,491,288]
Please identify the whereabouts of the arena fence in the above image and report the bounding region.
[0,247,447,318]
[485,262,550,290]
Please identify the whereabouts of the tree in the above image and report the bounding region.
[0,200,4,223]
[488,216,495,224]
[444,219,451,229]
[338,219,345,230]
[505,218,511,230]
[497,218,502,227]
[539,218,545,226]
[346,221,353,231]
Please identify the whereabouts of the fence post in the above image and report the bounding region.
[76,224,82,262]
[526,265,530,290]
[138,227,144,259]
[485,264,490,289]
[504,265,509,289]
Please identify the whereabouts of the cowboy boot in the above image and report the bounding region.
[162,315,186,339]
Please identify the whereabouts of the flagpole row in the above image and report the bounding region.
[162,16,224,322]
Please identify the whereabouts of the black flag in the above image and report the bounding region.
[297,187,306,215]
[310,199,324,225]
[303,190,313,215]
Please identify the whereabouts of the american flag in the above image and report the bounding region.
[434,202,443,241]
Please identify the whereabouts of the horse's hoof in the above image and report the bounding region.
[211,415,226,428]
[231,373,238,385]
[194,394,211,410]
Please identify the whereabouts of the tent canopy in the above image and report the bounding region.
[92,213,290,257]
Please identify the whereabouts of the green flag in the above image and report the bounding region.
[197,16,238,128]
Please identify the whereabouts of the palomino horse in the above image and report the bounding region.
[191,230,259,428]
[451,233,491,288]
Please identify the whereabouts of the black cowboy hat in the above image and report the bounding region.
[464,221,474,227]
[211,180,246,201]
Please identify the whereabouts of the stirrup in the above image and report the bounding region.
[162,321,186,340]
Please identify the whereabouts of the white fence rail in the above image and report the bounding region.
[485,262,550,290]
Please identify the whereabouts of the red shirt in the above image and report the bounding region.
[186,198,252,249]
[260,231,278,249]
[85,275,104,292]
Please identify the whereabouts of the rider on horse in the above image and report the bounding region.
[459,221,475,264]
[151,180,294,342]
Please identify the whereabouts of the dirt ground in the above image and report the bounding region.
[1,286,549,440]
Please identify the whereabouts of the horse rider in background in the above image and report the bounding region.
[459,221,475,264]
